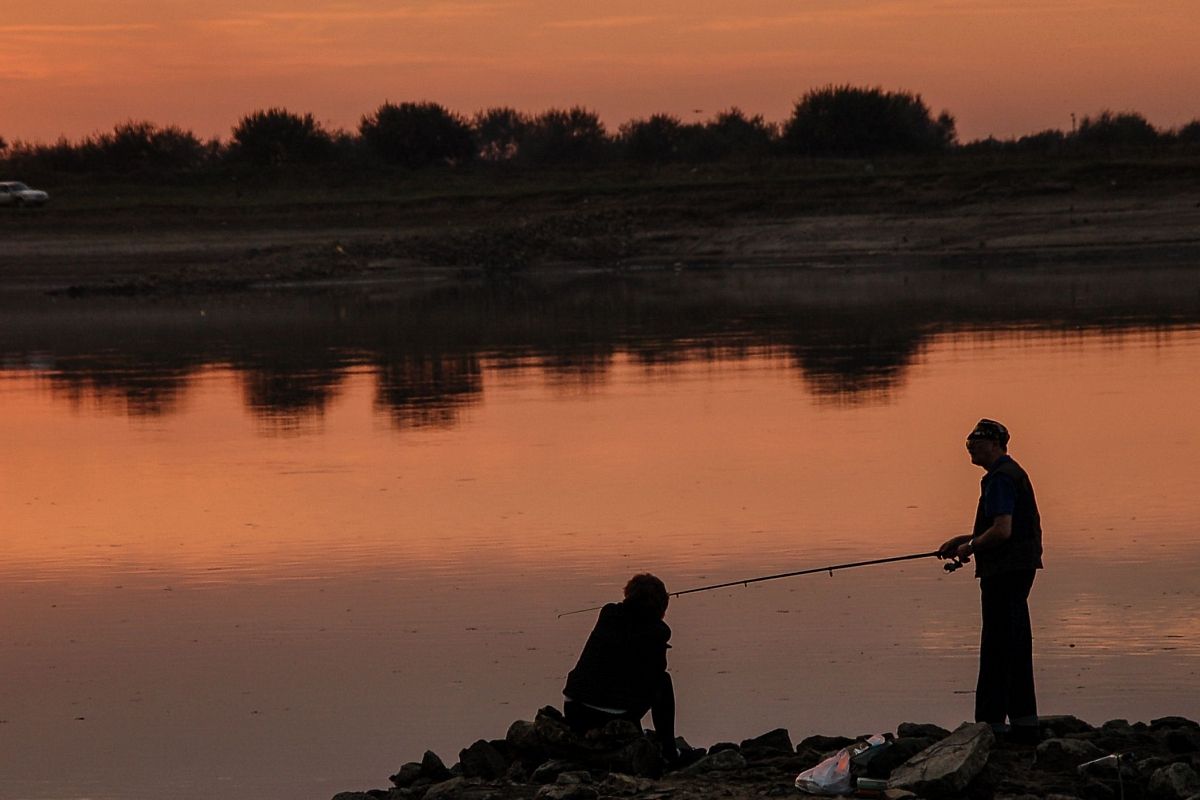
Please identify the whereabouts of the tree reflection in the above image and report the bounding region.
[4,264,1200,431]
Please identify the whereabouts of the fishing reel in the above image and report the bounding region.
[943,556,969,573]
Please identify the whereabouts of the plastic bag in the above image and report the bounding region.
[795,734,890,795]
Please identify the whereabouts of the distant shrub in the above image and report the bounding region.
[360,102,474,167]
[1173,120,1200,146]
[700,108,775,159]
[520,107,610,165]
[84,121,209,173]
[619,114,685,163]
[782,85,956,156]
[473,107,529,161]
[230,108,334,167]
[1072,111,1159,150]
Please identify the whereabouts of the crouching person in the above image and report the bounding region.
[563,573,681,763]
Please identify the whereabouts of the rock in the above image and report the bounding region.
[583,719,642,749]
[1102,720,1132,732]
[898,723,951,740]
[708,742,740,755]
[458,740,509,780]
[332,794,374,800]
[887,721,996,798]
[1153,718,1200,732]
[534,785,598,800]
[1078,779,1117,800]
[555,771,593,785]
[883,790,916,800]
[534,712,584,756]
[598,773,651,796]
[799,734,857,754]
[678,749,748,775]
[390,763,423,788]
[1041,716,1096,738]
[1163,729,1200,754]
[421,751,453,783]
[1077,754,1138,782]
[507,720,545,757]
[531,760,587,784]
[423,777,468,800]
[614,735,663,778]
[1035,738,1107,770]
[739,728,793,759]
[863,737,936,779]
[1149,763,1200,800]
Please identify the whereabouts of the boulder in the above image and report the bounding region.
[678,748,748,775]
[598,773,652,796]
[1041,716,1096,738]
[898,723,952,740]
[458,740,509,780]
[708,742,740,755]
[1162,729,1200,755]
[534,786,598,800]
[420,751,453,783]
[507,720,545,758]
[555,771,593,785]
[1153,718,1200,732]
[331,794,374,800]
[799,734,857,754]
[531,760,588,785]
[740,728,794,759]
[390,762,423,788]
[887,721,996,798]
[863,737,937,779]
[423,777,469,800]
[1149,763,1200,800]
[1035,738,1107,770]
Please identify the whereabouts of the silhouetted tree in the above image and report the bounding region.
[84,121,208,173]
[229,108,334,167]
[693,107,775,160]
[1177,120,1200,146]
[782,85,956,156]
[520,107,609,165]
[1073,111,1159,150]
[359,102,474,167]
[473,107,528,161]
[620,114,685,163]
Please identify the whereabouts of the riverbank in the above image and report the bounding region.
[333,710,1200,800]
[3,156,1200,297]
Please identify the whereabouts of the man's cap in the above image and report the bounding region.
[967,418,1010,446]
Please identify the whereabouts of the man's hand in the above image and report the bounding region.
[938,534,972,558]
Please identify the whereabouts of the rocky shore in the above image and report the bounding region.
[332,709,1200,800]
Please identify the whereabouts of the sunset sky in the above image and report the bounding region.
[2,0,1198,144]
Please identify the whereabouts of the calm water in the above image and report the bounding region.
[2,270,1200,800]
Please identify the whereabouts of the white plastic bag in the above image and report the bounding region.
[794,734,889,795]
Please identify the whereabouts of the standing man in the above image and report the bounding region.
[563,573,680,763]
[940,419,1043,744]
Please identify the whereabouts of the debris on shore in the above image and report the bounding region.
[332,708,1200,800]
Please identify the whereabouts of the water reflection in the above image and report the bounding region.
[3,265,1200,427]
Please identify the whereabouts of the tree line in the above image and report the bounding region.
[2,85,1198,178]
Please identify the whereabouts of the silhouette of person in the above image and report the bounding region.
[940,418,1043,744]
[563,573,679,761]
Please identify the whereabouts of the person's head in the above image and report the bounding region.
[965,418,1009,467]
[623,573,669,619]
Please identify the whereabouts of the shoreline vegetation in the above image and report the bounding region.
[2,85,1199,297]
[331,709,1200,800]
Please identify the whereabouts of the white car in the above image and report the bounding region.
[0,181,50,207]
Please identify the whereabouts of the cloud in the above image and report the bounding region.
[541,15,661,30]
[196,2,512,29]
[0,23,155,34]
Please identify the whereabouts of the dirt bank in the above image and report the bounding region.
[3,161,1200,297]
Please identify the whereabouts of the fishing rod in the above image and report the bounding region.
[557,549,965,618]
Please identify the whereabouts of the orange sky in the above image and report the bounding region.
[2,1,1198,144]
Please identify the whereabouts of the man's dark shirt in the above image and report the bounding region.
[564,601,670,712]
[973,454,1044,578]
